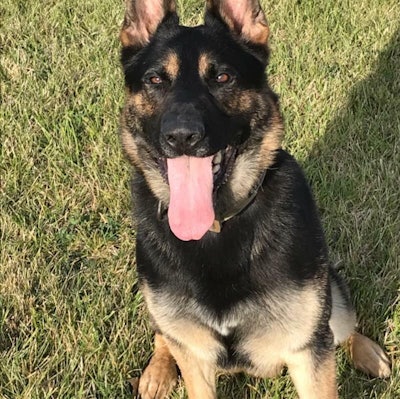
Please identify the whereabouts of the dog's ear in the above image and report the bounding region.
[205,0,269,46]
[120,0,177,48]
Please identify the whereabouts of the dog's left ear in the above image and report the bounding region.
[120,0,177,48]
[205,0,269,46]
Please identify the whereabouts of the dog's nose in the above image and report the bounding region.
[164,124,204,150]
[161,105,205,153]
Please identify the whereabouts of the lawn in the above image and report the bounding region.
[0,0,399,398]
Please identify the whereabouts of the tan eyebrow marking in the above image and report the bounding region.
[164,51,180,79]
[198,52,211,78]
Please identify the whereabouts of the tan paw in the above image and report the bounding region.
[137,355,178,399]
[348,332,391,378]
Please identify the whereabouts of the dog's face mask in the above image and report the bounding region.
[120,0,283,241]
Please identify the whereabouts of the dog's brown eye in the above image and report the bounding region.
[149,76,163,84]
[216,73,230,84]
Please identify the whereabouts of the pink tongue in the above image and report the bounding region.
[167,156,215,241]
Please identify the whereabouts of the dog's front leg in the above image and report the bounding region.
[138,333,178,399]
[286,349,338,399]
[166,338,217,399]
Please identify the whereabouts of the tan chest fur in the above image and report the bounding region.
[142,283,322,377]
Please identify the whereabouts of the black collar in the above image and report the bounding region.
[209,169,266,232]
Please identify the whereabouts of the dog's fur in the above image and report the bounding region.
[119,1,391,398]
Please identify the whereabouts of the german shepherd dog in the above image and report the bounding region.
[119,1,391,397]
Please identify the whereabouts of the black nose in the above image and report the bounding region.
[164,124,204,150]
[161,104,205,153]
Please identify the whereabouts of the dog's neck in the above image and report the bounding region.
[210,168,267,232]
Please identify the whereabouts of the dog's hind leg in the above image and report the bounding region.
[347,331,391,378]
[329,270,391,378]
[137,333,178,399]
[329,270,357,346]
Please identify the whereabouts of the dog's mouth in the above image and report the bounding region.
[156,146,237,241]
[158,146,237,189]
[211,146,237,190]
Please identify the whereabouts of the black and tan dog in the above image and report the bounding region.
[119,1,391,398]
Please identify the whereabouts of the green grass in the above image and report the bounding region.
[0,0,399,397]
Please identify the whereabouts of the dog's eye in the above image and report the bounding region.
[148,75,163,85]
[216,73,231,84]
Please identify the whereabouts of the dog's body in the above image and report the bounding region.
[119,1,390,398]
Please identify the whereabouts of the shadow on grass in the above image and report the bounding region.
[304,27,400,397]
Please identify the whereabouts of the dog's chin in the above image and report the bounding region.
[156,146,238,193]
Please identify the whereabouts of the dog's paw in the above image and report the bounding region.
[349,332,391,378]
[137,355,178,399]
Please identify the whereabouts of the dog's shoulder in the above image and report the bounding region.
[257,149,319,220]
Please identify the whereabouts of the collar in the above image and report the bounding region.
[157,169,267,233]
[209,168,267,232]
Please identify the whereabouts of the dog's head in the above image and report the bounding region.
[120,0,283,241]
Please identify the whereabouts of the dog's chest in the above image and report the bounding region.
[144,284,321,375]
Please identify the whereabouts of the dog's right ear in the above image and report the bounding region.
[120,0,177,48]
